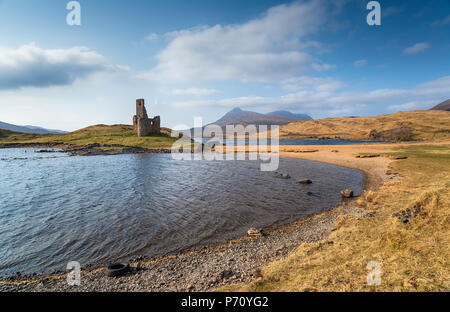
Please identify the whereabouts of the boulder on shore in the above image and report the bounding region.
[341,189,354,198]
[247,228,263,237]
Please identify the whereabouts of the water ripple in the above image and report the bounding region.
[0,148,364,276]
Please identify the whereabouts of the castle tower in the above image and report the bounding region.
[133,99,161,137]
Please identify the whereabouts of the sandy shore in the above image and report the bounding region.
[0,143,404,292]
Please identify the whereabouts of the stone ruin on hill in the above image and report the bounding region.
[133,99,161,137]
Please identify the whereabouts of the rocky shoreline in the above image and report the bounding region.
[0,199,373,292]
[0,143,171,156]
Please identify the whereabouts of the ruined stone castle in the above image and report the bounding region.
[133,99,161,137]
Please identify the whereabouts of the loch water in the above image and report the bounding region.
[0,148,364,276]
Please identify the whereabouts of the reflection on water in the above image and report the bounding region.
[0,148,364,276]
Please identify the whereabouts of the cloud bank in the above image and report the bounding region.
[172,88,220,96]
[172,76,450,116]
[0,43,109,90]
[140,0,327,82]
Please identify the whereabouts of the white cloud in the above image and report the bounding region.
[0,43,109,90]
[172,76,450,116]
[403,42,430,55]
[281,76,345,92]
[353,59,367,68]
[172,88,220,96]
[312,63,336,72]
[388,100,436,111]
[139,0,327,83]
[382,7,403,18]
[432,15,450,26]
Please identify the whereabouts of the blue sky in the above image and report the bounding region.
[0,0,449,131]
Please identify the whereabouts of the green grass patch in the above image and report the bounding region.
[0,124,180,149]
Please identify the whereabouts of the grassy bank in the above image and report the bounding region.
[220,144,450,291]
[0,125,179,149]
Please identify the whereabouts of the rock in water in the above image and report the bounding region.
[281,173,291,179]
[341,189,354,198]
[298,179,312,184]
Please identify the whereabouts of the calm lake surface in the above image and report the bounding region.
[0,148,364,277]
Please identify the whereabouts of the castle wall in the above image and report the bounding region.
[133,99,161,137]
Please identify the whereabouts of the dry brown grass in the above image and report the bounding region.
[279,110,450,141]
[220,143,450,292]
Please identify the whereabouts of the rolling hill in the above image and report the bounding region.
[0,125,179,149]
[279,110,450,141]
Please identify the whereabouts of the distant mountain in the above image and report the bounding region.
[212,108,312,127]
[266,110,312,121]
[0,121,66,134]
[184,108,312,137]
[430,99,450,111]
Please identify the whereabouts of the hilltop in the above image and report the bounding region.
[184,107,312,137]
[266,110,312,121]
[213,107,312,127]
[279,110,450,141]
[430,99,450,111]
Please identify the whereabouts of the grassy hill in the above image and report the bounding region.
[0,124,179,149]
[280,110,450,141]
[0,128,52,141]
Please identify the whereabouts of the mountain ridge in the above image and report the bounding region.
[210,107,312,128]
[430,99,450,111]
[266,110,312,121]
[0,121,67,134]
[183,107,312,137]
